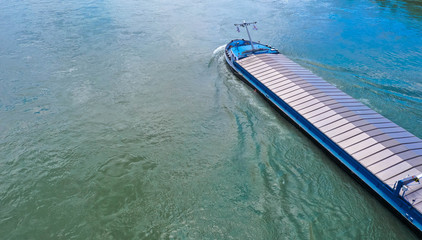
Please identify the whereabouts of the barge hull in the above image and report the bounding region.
[225,50,422,234]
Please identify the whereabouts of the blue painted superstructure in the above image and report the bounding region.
[224,39,422,234]
[226,39,278,60]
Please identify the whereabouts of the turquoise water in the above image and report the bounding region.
[1,0,421,238]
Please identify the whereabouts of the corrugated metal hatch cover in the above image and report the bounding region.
[238,53,422,211]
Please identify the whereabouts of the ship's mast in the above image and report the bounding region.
[234,21,257,51]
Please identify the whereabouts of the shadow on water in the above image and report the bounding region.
[375,0,422,21]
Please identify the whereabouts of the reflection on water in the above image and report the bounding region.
[376,0,422,20]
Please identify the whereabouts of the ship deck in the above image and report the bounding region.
[233,53,422,220]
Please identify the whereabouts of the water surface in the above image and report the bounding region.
[1,0,422,238]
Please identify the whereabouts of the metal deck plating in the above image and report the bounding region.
[224,38,422,234]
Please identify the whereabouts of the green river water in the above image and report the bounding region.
[1,0,422,238]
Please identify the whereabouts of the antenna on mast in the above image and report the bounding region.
[234,21,258,51]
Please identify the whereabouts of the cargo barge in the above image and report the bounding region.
[224,21,422,234]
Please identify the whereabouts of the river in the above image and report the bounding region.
[1,0,421,238]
